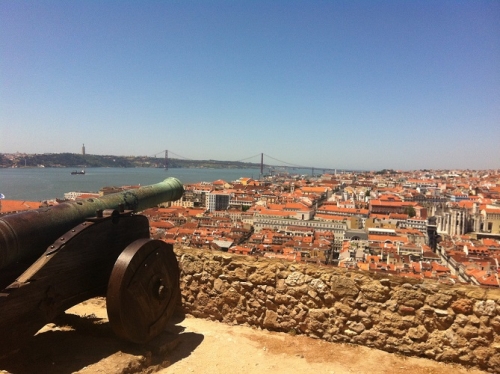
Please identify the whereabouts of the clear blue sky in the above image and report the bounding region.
[1,1,499,171]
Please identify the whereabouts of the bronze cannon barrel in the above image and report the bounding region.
[0,177,184,270]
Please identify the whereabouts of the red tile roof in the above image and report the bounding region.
[0,199,41,213]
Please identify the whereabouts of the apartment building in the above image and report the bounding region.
[206,191,231,212]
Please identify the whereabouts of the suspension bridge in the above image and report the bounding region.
[149,150,343,177]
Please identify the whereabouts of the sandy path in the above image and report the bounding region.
[0,298,488,374]
[161,316,487,374]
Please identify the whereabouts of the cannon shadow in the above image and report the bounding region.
[0,312,204,374]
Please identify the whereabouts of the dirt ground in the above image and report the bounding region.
[0,297,488,374]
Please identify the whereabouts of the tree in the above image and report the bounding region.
[405,206,416,218]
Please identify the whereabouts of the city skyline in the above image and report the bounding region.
[1,1,499,171]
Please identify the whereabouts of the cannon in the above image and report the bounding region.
[0,177,184,352]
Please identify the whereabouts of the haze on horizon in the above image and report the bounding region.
[1,1,499,171]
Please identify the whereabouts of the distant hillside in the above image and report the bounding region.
[0,153,261,169]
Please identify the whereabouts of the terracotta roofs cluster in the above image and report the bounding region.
[437,235,500,287]
[2,168,499,287]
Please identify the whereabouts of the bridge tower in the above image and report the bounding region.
[260,153,264,177]
[164,150,168,170]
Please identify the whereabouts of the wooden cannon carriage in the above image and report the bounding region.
[0,178,184,352]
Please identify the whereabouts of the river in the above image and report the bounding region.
[0,167,310,201]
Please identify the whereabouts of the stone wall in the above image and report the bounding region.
[175,247,500,372]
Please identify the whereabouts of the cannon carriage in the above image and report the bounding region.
[0,178,184,352]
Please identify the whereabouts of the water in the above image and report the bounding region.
[0,167,310,201]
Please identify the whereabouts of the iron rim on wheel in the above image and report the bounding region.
[107,238,180,343]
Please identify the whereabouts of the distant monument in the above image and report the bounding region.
[82,144,86,156]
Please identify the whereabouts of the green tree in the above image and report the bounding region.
[405,206,416,218]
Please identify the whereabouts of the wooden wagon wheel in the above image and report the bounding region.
[106,238,180,343]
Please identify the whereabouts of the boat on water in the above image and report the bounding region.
[71,170,85,175]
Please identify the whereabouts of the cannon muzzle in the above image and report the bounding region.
[0,177,184,270]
